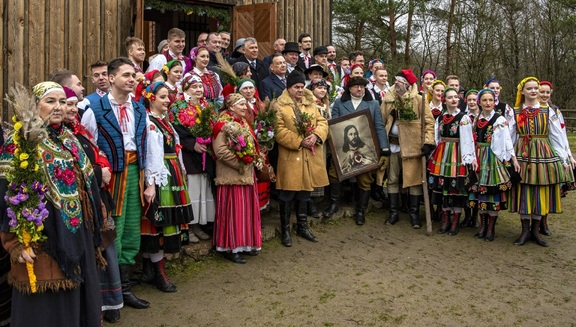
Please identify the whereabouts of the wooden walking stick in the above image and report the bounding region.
[419,95,433,235]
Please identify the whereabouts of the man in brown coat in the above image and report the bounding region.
[274,70,329,247]
[381,68,435,229]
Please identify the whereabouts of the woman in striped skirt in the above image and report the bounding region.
[471,88,519,241]
[427,88,478,235]
[509,77,570,247]
[212,94,262,264]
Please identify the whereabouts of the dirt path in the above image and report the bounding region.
[110,198,576,327]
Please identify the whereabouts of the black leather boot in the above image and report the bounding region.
[370,183,384,202]
[307,199,321,218]
[355,189,370,225]
[400,193,409,212]
[470,204,479,228]
[437,210,450,234]
[296,201,318,242]
[408,195,421,229]
[449,212,461,236]
[120,264,150,309]
[385,193,400,225]
[153,259,177,292]
[539,214,552,236]
[474,213,488,238]
[323,183,341,217]
[432,204,443,222]
[461,207,472,227]
[514,219,531,245]
[484,215,497,242]
[103,309,121,323]
[531,219,548,247]
[140,257,154,284]
[279,200,292,247]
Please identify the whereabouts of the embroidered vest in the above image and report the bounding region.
[91,96,147,172]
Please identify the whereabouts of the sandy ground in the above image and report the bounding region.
[109,196,576,327]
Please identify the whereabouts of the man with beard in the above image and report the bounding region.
[381,68,435,229]
[327,76,390,225]
[326,45,338,78]
[297,33,314,70]
[339,125,377,174]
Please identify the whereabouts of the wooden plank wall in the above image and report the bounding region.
[0,0,134,120]
[236,0,331,47]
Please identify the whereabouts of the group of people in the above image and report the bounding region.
[0,26,573,327]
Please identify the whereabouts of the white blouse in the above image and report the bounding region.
[434,109,476,165]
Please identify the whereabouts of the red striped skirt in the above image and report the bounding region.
[213,183,262,253]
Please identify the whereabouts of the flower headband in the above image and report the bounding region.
[368,58,384,70]
[161,59,181,78]
[142,81,165,102]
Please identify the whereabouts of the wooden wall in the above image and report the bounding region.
[0,0,135,120]
[236,0,331,46]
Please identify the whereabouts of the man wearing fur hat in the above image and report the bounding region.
[325,76,390,225]
[381,68,435,229]
[274,70,329,247]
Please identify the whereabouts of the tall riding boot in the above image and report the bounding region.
[153,259,177,293]
[449,212,461,236]
[539,214,552,236]
[296,200,318,242]
[120,264,150,309]
[400,193,409,212]
[385,193,400,225]
[355,189,370,225]
[437,210,451,234]
[470,204,479,228]
[323,183,341,217]
[408,195,421,229]
[531,219,548,247]
[514,219,531,245]
[307,199,321,218]
[279,200,292,247]
[474,213,488,238]
[370,182,384,202]
[461,206,472,227]
[484,215,497,242]
[433,204,443,222]
[140,257,154,284]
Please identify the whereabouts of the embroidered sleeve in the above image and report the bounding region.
[459,115,476,164]
[548,107,569,164]
[490,117,514,162]
[145,120,170,186]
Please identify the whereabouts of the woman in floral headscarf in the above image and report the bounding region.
[0,82,104,326]
[212,94,263,264]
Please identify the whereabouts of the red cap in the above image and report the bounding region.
[396,68,418,86]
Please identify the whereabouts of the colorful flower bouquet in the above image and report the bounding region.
[4,84,50,293]
[293,109,317,155]
[222,121,262,172]
[253,100,277,151]
[169,100,216,171]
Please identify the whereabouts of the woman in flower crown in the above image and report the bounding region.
[141,82,193,291]
[427,87,478,236]
[470,88,519,241]
[212,94,263,264]
[161,59,183,104]
[0,82,105,326]
[508,77,569,247]
[170,74,216,244]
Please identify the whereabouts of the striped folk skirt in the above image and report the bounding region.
[213,183,262,253]
[427,139,470,208]
[472,143,512,211]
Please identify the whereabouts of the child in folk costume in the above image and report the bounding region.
[427,88,478,235]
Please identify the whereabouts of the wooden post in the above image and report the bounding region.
[420,94,433,236]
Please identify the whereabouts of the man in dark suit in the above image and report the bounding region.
[236,37,270,90]
[283,42,303,74]
[260,53,287,100]
[296,32,314,70]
